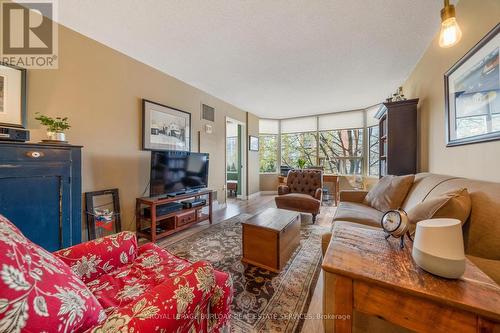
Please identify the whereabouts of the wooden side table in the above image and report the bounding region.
[322,222,500,333]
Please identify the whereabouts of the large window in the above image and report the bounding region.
[259,135,278,173]
[368,126,380,176]
[258,107,383,176]
[281,132,318,168]
[319,129,363,175]
[259,119,279,173]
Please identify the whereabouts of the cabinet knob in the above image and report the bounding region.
[26,151,44,158]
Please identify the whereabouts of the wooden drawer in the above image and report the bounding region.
[175,210,196,227]
[0,145,70,162]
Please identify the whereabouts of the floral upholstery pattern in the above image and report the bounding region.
[85,242,191,313]
[54,231,138,284]
[0,215,232,332]
[87,261,232,333]
[0,215,104,333]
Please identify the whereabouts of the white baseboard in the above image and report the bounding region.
[259,191,278,195]
[247,192,261,200]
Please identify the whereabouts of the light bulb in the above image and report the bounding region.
[439,17,462,48]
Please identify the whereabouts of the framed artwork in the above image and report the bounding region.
[249,135,259,151]
[0,62,27,128]
[445,24,500,147]
[142,99,191,151]
[85,189,122,240]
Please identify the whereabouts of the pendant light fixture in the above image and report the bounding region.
[439,0,462,48]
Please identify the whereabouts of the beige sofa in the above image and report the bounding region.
[322,173,500,332]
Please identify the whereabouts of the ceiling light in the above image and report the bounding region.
[439,0,462,48]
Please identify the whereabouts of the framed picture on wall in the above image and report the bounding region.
[249,135,259,151]
[445,24,500,147]
[142,99,191,151]
[0,62,27,128]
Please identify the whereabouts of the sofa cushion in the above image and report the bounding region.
[333,202,384,228]
[0,215,104,333]
[363,174,415,212]
[86,242,190,313]
[467,255,500,285]
[407,188,471,231]
[54,231,138,284]
[275,193,320,213]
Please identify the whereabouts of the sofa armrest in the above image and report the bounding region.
[314,188,323,201]
[86,261,223,333]
[278,185,290,195]
[339,190,369,203]
[54,231,138,284]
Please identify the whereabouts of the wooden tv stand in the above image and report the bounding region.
[136,190,213,242]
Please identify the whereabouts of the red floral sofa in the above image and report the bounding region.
[0,215,232,332]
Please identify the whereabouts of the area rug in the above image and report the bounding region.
[162,213,329,333]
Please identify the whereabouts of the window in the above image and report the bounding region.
[259,134,278,173]
[226,137,238,173]
[368,126,380,176]
[366,104,381,177]
[281,132,317,168]
[259,119,279,173]
[319,129,363,175]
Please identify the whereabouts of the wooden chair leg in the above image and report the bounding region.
[312,214,317,224]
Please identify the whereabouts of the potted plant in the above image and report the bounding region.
[297,158,307,169]
[35,113,71,142]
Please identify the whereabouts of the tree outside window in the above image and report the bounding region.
[259,135,278,173]
[281,132,317,168]
[368,126,380,176]
[319,129,363,175]
[226,137,238,173]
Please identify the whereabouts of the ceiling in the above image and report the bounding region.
[57,0,447,118]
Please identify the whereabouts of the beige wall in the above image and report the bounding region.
[27,25,259,233]
[260,173,280,192]
[403,0,500,181]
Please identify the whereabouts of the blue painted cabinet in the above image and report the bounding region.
[0,142,82,251]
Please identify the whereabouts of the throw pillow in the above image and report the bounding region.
[363,174,415,212]
[407,188,471,231]
[0,215,105,333]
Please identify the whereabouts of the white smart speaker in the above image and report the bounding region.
[412,218,465,279]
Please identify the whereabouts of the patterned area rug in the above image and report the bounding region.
[162,213,329,333]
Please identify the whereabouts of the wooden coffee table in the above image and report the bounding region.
[241,208,300,272]
[322,222,500,333]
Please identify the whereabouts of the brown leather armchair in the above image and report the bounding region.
[275,169,323,223]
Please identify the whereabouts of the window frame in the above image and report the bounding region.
[259,133,279,174]
[318,127,364,176]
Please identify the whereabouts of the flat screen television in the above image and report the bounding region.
[150,151,209,196]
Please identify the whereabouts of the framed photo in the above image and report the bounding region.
[445,24,500,147]
[85,189,122,240]
[0,62,27,128]
[249,135,259,151]
[142,99,191,151]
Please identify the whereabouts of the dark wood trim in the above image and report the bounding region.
[0,62,27,129]
[444,23,500,147]
[141,98,192,152]
[85,188,122,240]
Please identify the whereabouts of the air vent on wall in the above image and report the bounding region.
[202,104,215,122]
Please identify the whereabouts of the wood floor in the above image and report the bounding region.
[153,194,335,333]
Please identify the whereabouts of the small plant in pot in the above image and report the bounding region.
[35,113,71,142]
[297,158,307,169]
